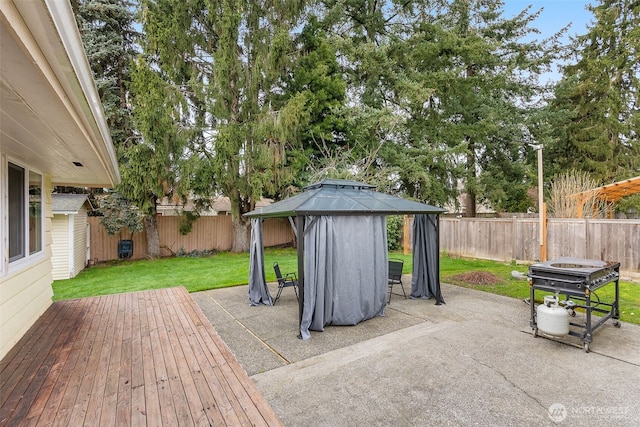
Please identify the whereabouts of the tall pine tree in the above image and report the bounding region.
[140,0,310,251]
[549,0,639,185]
[323,0,561,213]
[71,0,137,148]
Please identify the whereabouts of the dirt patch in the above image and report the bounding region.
[450,271,503,286]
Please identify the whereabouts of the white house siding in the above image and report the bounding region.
[51,214,70,280]
[0,178,54,360]
[72,207,87,278]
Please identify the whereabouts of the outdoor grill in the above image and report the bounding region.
[527,257,621,352]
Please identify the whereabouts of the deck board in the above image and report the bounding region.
[0,287,282,426]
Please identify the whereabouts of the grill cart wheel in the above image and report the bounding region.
[532,327,538,338]
[583,342,590,353]
[614,321,621,328]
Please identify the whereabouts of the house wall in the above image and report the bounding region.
[51,214,70,280]
[0,176,54,360]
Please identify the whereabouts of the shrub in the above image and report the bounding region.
[386,215,404,251]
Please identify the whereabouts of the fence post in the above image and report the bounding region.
[585,218,590,259]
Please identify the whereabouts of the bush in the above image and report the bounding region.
[176,247,218,258]
[386,215,404,251]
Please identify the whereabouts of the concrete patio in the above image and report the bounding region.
[193,281,640,426]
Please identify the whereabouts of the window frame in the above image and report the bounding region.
[2,157,46,276]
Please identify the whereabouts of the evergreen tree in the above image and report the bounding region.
[272,16,348,195]
[428,0,561,215]
[140,0,309,252]
[71,0,137,148]
[123,58,190,257]
[72,0,178,257]
[321,0,456,202]
[323,0,561,213]
[549,0,639,185]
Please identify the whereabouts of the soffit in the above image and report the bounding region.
[0,0,119,187]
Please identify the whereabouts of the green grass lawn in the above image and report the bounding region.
[53,248,640,325]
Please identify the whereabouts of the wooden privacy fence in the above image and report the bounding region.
[435,217,639,273]
[89,215,638,274]
[88,216,294,262]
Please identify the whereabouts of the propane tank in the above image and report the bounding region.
[537,295,570,337]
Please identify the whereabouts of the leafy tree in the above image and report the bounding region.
[386,215,404,251]
[271,16,348,195]
[140,0,310,252]
[71,0,180,257]
[426,0,562,215]
[322,0,561,214]
[616,194,640,217]
[122,57,190,257]
[96,192,143,237]
[549,0,639,185]
[321,0,458,204]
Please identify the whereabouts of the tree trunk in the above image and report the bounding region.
[144,215,161,258]
[231,216,251,253]
[465,192,477,218]
[465,138,477,218]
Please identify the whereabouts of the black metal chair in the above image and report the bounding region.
[273,262,299,305]
[388,259,406,303]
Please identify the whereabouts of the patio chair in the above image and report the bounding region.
[388,259,406,303]
[273,262,299,305]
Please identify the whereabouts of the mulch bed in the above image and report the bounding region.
[450,271,503,286]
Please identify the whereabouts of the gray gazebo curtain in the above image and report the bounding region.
[248,218,273,306]
[411,214,445,304]
[300,215,388,340]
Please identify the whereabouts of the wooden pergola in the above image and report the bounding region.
[575,175,640,218]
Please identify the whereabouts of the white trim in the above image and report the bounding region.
[0,155,5,275]
[86,222,91,266]
[2,156,46,277]
[1,0,120,187]
[68,213,74,277]
[44,0,119,180]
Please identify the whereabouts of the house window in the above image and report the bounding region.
[8,163,25,262]
[7,162,43,264]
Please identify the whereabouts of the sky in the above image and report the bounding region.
[502,0,594,41]
[501,1,595,81]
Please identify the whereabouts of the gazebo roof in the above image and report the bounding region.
[245,179,446,218]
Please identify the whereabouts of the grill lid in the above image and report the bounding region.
[529,257,620,283]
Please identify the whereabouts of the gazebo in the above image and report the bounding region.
[245,179,446,339]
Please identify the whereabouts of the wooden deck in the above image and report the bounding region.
[0,287,282,426]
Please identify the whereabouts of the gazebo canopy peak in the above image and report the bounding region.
[304,179,376,190]
[245,178,446,218]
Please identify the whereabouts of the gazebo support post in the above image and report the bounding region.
[435,215,443,305]
[296,215,305,338]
